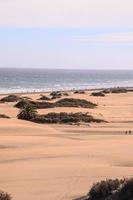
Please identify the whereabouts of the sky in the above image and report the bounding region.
[0,0,133,69]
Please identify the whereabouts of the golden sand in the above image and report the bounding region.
[0,91,133,200]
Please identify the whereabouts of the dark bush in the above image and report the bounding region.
[15,99,54,109]
[15,98,97,109]
[74,90,85,94]
[55,98,97,108]
[50,91,62,99]
[118,178,133,199]
[0,191,11,200]
[17,102,37,120]
[39,95,51,101]
[111,88,127,94]
[32,112,105,124]
[102,88,128,94]
[102,89,111,94]
[0,95,21,103]
[34,101,54,109]
[91,92,105,97]
[74,178,133,200]
[15,99,34,109]
[0,114,10,119]
[88,179,121,200]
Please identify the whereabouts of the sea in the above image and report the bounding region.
[0,68,133,94]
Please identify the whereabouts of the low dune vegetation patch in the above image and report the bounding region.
[74,90,85,94]
[50,91,69,99]
[38,95,51,101]
[50,91,62,99]
[31,112,105,124]
[17,103,105,124]
[15,98,97,109]
[0,114,10,119]
[17,102,37,120]
[91,91,105,97]
[15,99,54,109]
[74,178,133,200]
[0,191,11,200]
[0,95,21,103]
[110,88,127,94]
[102,87,128,94]
[55,98,97,108]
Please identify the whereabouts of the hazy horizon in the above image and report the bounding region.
[0,67,133,71]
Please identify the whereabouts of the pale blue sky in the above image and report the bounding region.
[0,0,133,69]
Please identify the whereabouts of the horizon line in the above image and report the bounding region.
[0,67,133,71]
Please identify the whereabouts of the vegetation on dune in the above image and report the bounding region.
[102,87,128,94]
[32,112,105,124]
[91,92,105,97]
[0,95,21,103]
[30,101,54,109]
[74,178,133,200]
[15,99,33,109]
[17,101,37,120]
[111,88,128,94]
[55,98,97,108]
[0,114,10,119]
[15,98,97,109]
[102,89,111,94]
[17,98,102,124]
[15,99,54,109]
[0,191,11,200]
[50,91,62,99]
[74,90,85,94]
[50,91,69,99]
[18,110,105,124]
[88,179,122,200]
[39,95,51,101]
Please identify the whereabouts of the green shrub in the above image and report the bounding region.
[88,179,121,200]
[15,99,54,109]
[74,90,85,94]
[17,102,37,120]
[0,95,21,103]
[15,99,31,109]
[118,178,133,199]
[102,88,128,94]
[32,112,105,124]
[91,92,105,97]
[55,98,97,108]
[111,88,127,93]
[15,98,97,109]
[50,91,62,99]
[39,95,51,101]
[74,178,133,200]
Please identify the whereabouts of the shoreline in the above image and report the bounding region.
[0,86,133,96]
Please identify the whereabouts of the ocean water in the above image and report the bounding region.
[0,68,133,94]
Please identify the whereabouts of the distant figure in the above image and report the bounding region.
[125,131,128,135]
[129,130,132,134]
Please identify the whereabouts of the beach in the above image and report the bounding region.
[0,90,133,200]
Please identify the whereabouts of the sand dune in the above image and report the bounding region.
[0,91,133,200]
